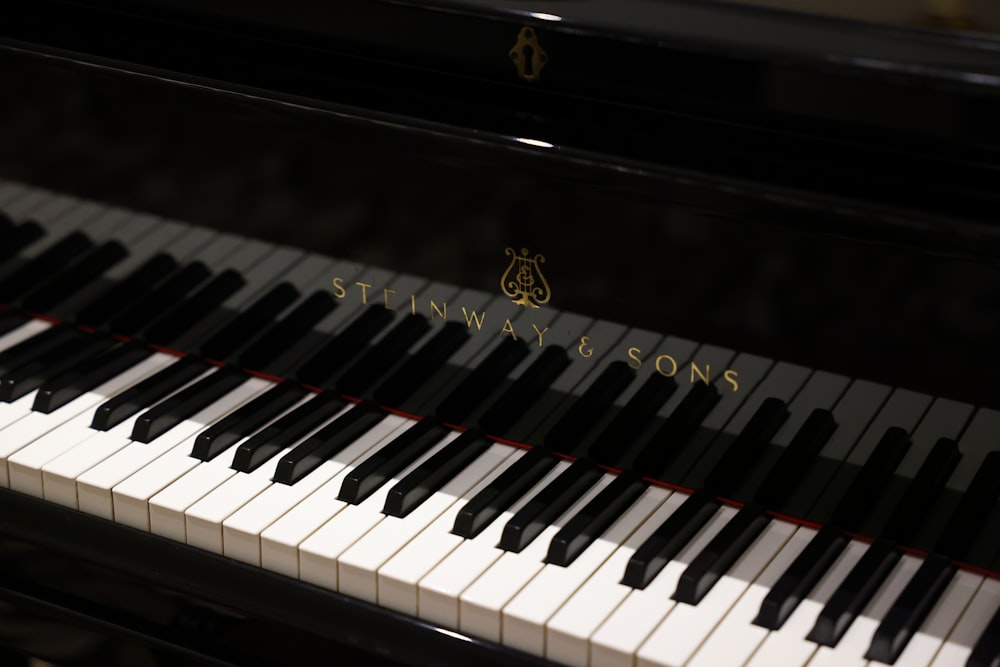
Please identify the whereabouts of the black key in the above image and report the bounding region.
[374,321,469,408]
[74,254,178,327]
[436,336,529,425]
[294,304,391,387]
[933,451,1000,559]
[231,392,346,473]
[670,405,828,604]
[833,426,912,529]
[32,343,152,413]
[546,471,647,567]
[0,231,93,302]
[0,335,116,402]
[452,446,558,539]
[754,409,837,509]
[882,438,961,543]
[239,291,338,372]
[544,361,636,452]
[0,312,27,338]
[808,538,900,646]
[191,382,308,461]
[807,438,961,646]
[753,524,848,629]
[633,381,722,478]
[622,490,718,589]
[144,269,246,346]
[479,345,571,435]
[673,504,771,605]
[702,398,790,495]
[587,372,678,465]
[0,221,44,264]
[863,452,1000,661]
[337,314,431,397]
[199,282,300,360]
[754,428,912,630]
[21,241,128,313]
[967,603,1000,667]
[499,459,603,553]
[383,431,491,518]
[109,263,211,337]
[0,210,10,233]
[91,357,207,431]
[865,554,956,663]
[0,326,79,376]
[131,368,247,443]
[336,416,448,502]
[275,401,389,485]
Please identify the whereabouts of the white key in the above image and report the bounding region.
[0,321,53,434]
[891,569,982,667]
[377,448,529,616]
[42,432,131,508]
[417,460,574,629]
[74,368,243,519]
[185,450,292,552]
[746,535,868,667]
[148,389,318,541]
[223,413,412,566]
[807,554,922,667]
[144,451,225,538]
[297,429,458,590]
[113,378,274,530]
[195,407,405,555]
[588,502,736,667]
[5,353,177,496]
[339,441,514,603]
[546,489,685,666]
[686,524,814,667]
[502,483,670,656]
[259,414,411,578]
[0,320,49,354]
[636,519,796,667]
[41,362,216,507]
[458,474,616,643]
[929,577,1000,667]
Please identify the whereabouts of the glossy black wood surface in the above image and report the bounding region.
[0,1,999,664]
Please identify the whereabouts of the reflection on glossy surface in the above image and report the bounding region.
[722,0,1000,34]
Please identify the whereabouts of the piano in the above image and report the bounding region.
[0,0,999,665]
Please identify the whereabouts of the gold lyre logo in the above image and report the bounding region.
[509,27,547,82]
[501,247,551,308]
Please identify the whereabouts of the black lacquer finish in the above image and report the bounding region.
[0,488,551,667]
[2,0,1000,664]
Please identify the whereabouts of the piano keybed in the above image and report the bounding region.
[0,179,998,667]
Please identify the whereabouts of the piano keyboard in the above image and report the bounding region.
[0,179,998,667]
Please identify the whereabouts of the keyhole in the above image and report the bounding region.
[523,44,535,78]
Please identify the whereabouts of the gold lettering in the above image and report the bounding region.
[655,354,678,377]
[430,300,447,321]
[331,276,347,299]
[463,307,486,330]
[355,281,373,304]
[532,323,550,347]
[627,346,643,370]
[410,294,416,315]
[383,288,397,310]
[691,362,711,385]
[501,318,518,340]
[578,336,593,358]
[724,369,739,392]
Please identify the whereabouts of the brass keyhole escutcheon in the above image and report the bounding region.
[510,27,547,82]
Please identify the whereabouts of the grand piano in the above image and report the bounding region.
[0,0,999,665]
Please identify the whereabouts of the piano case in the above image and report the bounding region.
[0,0,999,664]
